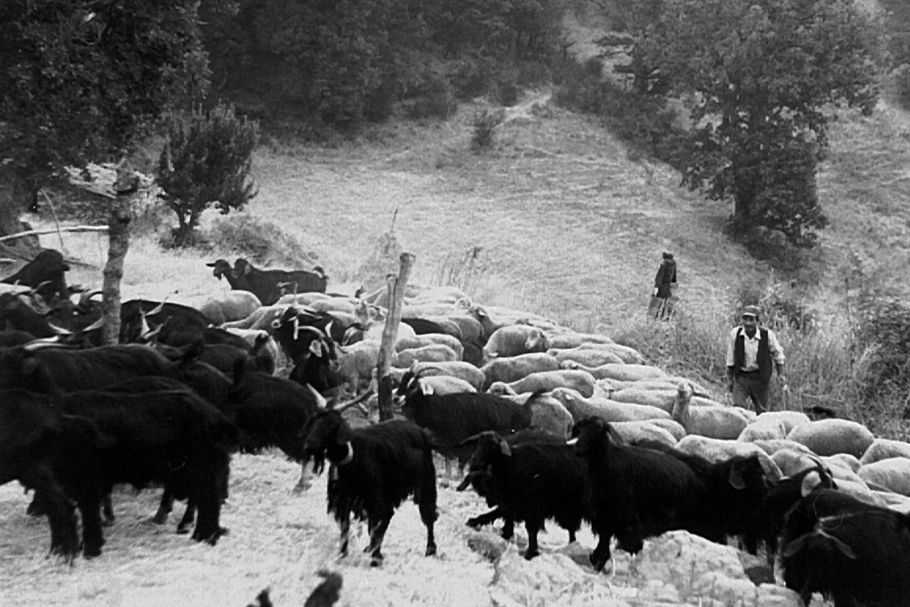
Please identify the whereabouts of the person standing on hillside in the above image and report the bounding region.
[648,251,677,320]
[725,305,786,412]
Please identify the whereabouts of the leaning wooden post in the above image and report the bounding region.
[100,159,139,345]
[376,252,415,421]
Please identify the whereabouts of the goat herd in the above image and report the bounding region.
[3,249,910,606]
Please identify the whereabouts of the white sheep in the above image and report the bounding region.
[524,392,575,440]
[610,420,679,448]
[549,387,670,424]
[858,457,910,497]
[859,438,910,465]
[737,410,811,442]
[547,347,624,367]
[598,378,714,401]
[822,453,862,474]
[197,290,262,325]
[671,383,752,440]
[673,435,783,481]
[608,387,677,413]
[394,333,464,359]
[336,339,382,393]
[560,360,666,382]
[770,448,822,478]
[487,369,597,398]
[403,361,486,392]
[752,438,816,456]
[786,418,875,459]
[393,343,459,368]
[483,325,550,360]
[408,374,476,395]
[481,352,560,387]
[546,331,614,349]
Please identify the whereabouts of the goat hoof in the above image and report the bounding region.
[425,544,437,557]
[176,523,191,535]
[152,512,168,525]
[370,556,383,567]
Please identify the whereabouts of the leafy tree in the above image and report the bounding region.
[157,103,259,246]
[628,0,884,246]
[0,0,213,256]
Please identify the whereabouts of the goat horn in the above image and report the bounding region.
[79,288,103,306]
[305,384,328,409]
[334,388,374,413]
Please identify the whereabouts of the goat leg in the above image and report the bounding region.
[524,520,542,560]
[367,516,392,567]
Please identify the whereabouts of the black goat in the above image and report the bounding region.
[781,488,910,607]
[742,462,836,563]
[457,430,588,559]
[209,257,327,305]
[1,248,69,303]
[395,374,532,471]
[301,408,437,566]
[0,389,105,561]
[572,417,772,571]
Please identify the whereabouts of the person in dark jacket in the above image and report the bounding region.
[648,252,677,320]
[725,305,786,412]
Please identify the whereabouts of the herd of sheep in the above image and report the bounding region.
[4,252,910,606]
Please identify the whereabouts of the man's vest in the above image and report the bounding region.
[733,327,771,382]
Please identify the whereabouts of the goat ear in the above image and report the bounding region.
[605,423,624,445]
[309,339,324,357]
[497,436,511,457]
[419,380,434,396]
[800,471,821,497]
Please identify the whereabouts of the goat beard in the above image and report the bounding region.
[306,454,326,475]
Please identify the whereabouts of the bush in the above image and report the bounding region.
[156,103,259,247]
[891,63,910,112]
[854,296,910,404]
[198,211,318,267]
[403,71,458,120]
[471,110,501,151]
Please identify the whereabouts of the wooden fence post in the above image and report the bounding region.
[100,160,138,345]
[376,252,415,421]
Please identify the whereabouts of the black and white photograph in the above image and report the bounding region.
[1,1,909,605]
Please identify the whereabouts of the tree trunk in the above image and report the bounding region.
[376,252,415,421]
[100,162,138,345]
[0,165,40,259]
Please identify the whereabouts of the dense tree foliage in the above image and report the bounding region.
[200,0,565,129]
[157,103,259,246]
[626,0,884,247]
[0,0,213,254]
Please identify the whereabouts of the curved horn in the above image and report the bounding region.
[334,388,374,413]
[79,288,103,306]
[305,383,329,410]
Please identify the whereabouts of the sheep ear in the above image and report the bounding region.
[419,380,434,396]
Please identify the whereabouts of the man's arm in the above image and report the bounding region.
[768,330,786,380]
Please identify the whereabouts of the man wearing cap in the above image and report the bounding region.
[725,305,786,412]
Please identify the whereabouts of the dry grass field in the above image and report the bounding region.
[3,69,910,605]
